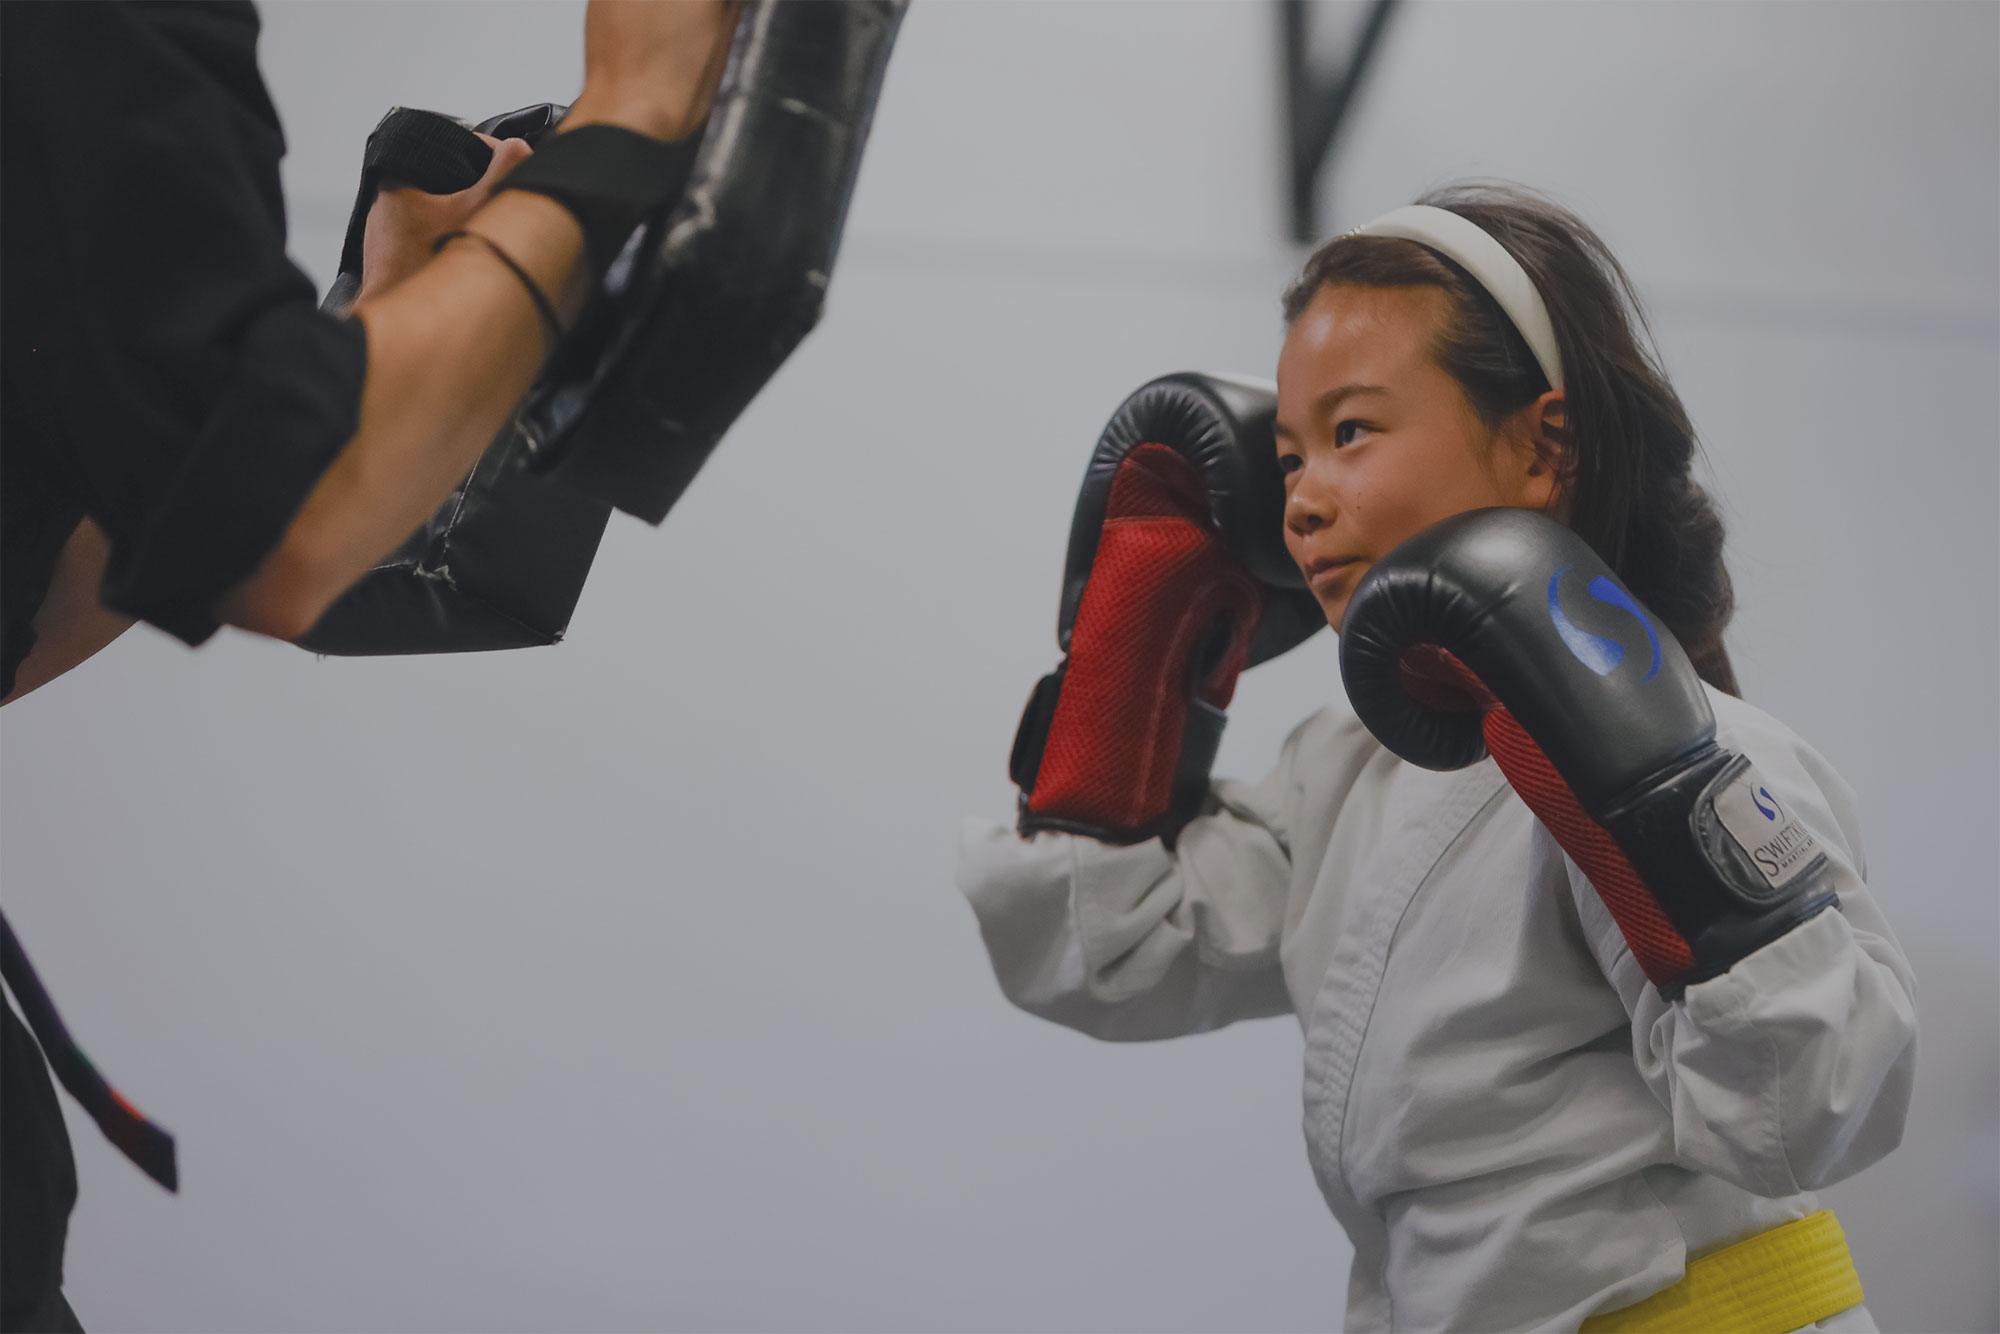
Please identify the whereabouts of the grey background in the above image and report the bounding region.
[1,2,1994,1330]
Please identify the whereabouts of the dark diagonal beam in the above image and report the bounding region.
[1284,0,1398,244]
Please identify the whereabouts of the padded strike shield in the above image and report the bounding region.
[518,0,909,523]
[302,0,908,651]
[301,104,615,656]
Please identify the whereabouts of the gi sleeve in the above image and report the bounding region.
[1568,696,1919,1196]
[955,714,1324,1042]
[0,2,367,647]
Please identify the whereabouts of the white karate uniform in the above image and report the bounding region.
[958,688,1917,1333]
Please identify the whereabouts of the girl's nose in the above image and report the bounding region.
[1286,475,1333,537]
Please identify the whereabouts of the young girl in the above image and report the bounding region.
[960,185,1917,1332]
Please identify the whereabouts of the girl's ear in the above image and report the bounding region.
[1495,390,1574,517]
[1526,390,1576,514]
[1529,391,1572,472]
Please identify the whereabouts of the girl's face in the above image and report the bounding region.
[1275,282,1566,631]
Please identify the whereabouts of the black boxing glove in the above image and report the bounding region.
[1010,373,1325,845]
[1339,508,1836,991]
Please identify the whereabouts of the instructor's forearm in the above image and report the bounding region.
[220,192,587,642]
[218,0,735,644]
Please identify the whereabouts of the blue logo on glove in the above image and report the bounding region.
[1753,787,1779,821]
[1547,566,1663,682]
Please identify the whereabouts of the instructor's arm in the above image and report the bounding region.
[221,0,735,641]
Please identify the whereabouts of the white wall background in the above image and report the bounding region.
[2,2,1994,1330]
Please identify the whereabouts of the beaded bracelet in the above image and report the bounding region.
[433,229,565,350]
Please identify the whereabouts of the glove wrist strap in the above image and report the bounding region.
[499,124,702,281]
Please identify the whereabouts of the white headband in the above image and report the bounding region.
[1351,204,1564,393]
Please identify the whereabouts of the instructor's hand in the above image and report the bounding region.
[357,133,535,305]
[566,0,738,140]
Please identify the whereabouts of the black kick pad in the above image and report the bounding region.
[302,102,614,656]
[518,0,909,523]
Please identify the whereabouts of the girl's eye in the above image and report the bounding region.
[1334,419,1368,447]
[1278,453,1303,475]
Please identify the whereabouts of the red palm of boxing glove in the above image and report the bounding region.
[1011,374,1325,844]
[1398,642,1708,982]
[1027,443,1260,833]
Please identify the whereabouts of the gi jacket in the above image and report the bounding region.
[958,688,1916,1332]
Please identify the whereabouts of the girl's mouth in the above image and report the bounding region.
[1306,555,1359,590]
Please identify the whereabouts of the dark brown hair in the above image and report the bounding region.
[1282,183,1739,695]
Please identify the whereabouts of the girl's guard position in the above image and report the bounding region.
[963,185,1916,1332]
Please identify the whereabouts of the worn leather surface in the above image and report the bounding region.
[519,0,910,523]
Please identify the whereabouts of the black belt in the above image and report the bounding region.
[0,911,176,1191]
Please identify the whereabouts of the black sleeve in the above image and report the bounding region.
[0,1,367,647]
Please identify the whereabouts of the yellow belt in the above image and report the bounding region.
[1580,1211,1864,1334]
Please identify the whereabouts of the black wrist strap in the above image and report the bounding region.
[498,124,702,279]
